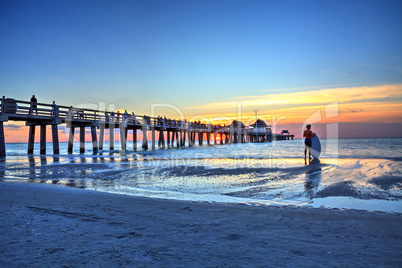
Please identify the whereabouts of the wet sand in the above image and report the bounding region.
[3,156,401,213]
[1,182,401,267]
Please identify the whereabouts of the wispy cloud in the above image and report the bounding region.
[183,84,402,124]
[5,124,24,129]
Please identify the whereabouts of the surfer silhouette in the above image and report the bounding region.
[303,124,316,164]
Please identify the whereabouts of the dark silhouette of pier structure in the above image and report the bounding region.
[0,97,294,157]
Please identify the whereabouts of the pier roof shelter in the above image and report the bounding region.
[229,120,246,130]
[250,119,271,133]
[250,119,270,128]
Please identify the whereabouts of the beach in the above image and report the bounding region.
[1,139,401,266]
[2,0,401,265]
[1,182,401,267]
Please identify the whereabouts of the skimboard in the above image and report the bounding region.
[311,135,321,159]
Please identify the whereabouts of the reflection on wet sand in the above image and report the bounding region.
[28,156,36,181]
[51,156,60,184]
[26,156,87,188]
[39,156,47,183]
[304,158,322,199]
[1,154,401,212]
[72,157,86,165]
[0,157,5,178]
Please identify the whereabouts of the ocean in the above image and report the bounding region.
[1,138,401,213]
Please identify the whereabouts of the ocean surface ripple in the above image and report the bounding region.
[1,138,401,213]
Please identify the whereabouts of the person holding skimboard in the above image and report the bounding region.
[303,124,316,164]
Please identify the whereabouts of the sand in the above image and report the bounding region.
[1,182,401,267]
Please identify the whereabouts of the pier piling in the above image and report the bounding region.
[167,131,171,148]
[133,129,137,150]
[120,125,127,152]
[0,122,5,157]
[79,126,85,154]
[28,125,35,154]
[142,126,148,150]
[52,124,59,154]
[151,126,155,150]
[109,127,114,151]
[68,127,74,154]
[91,126,98,154]
[40,125,46,155]
[99,125,104,151]
[171,131,175,147]
[198,132,203,146]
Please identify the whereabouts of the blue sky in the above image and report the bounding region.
[1,0,401,115]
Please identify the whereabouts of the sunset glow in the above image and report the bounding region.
[1,0,401,142]
[182,84,402,134]
[4,83,401,142]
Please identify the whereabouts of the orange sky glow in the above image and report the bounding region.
[3,84,402,143]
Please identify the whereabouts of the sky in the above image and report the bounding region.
[1,0,401,142]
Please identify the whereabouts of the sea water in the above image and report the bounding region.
[1,138,401,213]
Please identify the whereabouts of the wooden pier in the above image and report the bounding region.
[0,97,294,156]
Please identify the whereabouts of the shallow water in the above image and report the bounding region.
[1,138,401,212]
[5,138,402,160]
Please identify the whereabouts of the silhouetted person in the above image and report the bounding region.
[303,124,316,164]
[67,106,74,120]
[78,109,84,119]
[123,110,129,122]
[131,112,137,124]
[30,95,38,115]
[51,101,56,117]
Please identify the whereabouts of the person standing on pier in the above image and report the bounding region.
[29,95,38,115]
[67,106,73,120]
[51,101,56,117]
[303,124,315,164]
[131,112,137,124]
[123,110,129,126]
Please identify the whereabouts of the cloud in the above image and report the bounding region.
[59,128,69,134]
[186,84,402,110]
[183,84,402,124]
[348,108,364,113]
[4,124,23,129]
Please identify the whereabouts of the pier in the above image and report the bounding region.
[0,97,294,157]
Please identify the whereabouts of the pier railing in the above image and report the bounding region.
[0,97,255,131]
[0,97,196,129]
